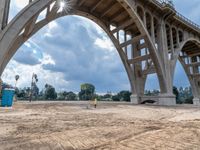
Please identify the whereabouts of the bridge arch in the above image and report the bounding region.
[172,38,200,104]
[0,0,171,104]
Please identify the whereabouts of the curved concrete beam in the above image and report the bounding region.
[0,0,168,96]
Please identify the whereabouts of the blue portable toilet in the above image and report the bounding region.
[1,88,15,107]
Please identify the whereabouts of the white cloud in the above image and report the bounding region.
[94,37,115,52]
[14,0,29,9]
[24,42,31,48]
[33,49,37,54]
[40,53,55,65]
[44,21,59,37]
[2,60,68,92]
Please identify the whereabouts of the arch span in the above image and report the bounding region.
[172,38,200,105]
[0,0,173,104]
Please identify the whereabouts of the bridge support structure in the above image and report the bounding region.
[0,0,10,30]
[0,0,200,106]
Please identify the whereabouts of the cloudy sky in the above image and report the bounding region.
[2,0,200,93]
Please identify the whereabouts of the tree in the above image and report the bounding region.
[185,96,193,104]
[57,91,77,101]
[57,92,65,100]
[94,94,102,101]
[15,88,26,99]
[152,89,160,96]
[173,86,181,104]
[24,87,31,98]
[31,82,39,98]
[102,93,112,101]
[145,90,152,96]
[63,91,68,98]
[117,91,132,102]
[30,73,39,101]
[79,83,95,100]
[38,90,45,100]
[112,95,120,101]
[65,92,77,100]
[44,84,57,100]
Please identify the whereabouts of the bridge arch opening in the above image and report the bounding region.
[0,0,171,104]
[173,60,192,104]
[173,39,200,104]
[144,74,160,92]
[142,74,160,104]
[2,15,130,93]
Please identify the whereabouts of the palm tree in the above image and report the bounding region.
[14,75,20,102]
[15,75,20,88]
[30,73,38,102]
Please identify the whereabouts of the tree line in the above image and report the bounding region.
[11,81,194,104]
[15,83,132,102]
[145,86,193,104]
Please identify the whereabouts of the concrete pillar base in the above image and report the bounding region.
[157,94,176,106]
[130,94,139,104]
[193,97,200,106]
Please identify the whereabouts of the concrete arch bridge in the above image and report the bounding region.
[0,0,200,105]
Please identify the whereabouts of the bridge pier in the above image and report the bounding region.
[193,97,200,106]
[131,94,176,106]
[157,94,176,106]
[130,94,139,104]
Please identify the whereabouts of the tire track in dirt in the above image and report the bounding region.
[1,102,200,150]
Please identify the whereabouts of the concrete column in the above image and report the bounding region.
[176,29,180,48]
[184,57,200,106]
[157,94,176,106]
[193,77,200,106]
[192,56,199,74]
[117,31,119,40]
[131,43,134,59]
[143,12,146,28]
[124,32,127,56]
[151,16,155,43]
[130,40,143,104]
[156,20,176,106]
[193,97,200,106]
[157,21,171,91]
[130,42,139,104]
[130,38,147,104]
[170,27,174,58]
[0,0,10,30]
[130,94,139,104]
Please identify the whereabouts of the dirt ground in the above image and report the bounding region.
[1,101,200,150]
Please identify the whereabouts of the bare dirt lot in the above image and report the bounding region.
[1,101,200,150]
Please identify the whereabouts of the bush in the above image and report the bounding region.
[185,96,193,104]
[112,95,120,101]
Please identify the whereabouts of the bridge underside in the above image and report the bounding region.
[0,0,200,106]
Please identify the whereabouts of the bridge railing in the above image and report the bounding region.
[153,0,175,8]
[175,12,200,31]
[153,0,200,31]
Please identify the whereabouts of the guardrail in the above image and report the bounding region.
[176,12,200,30]
[153,0,174,8]
[153,0,200,31]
